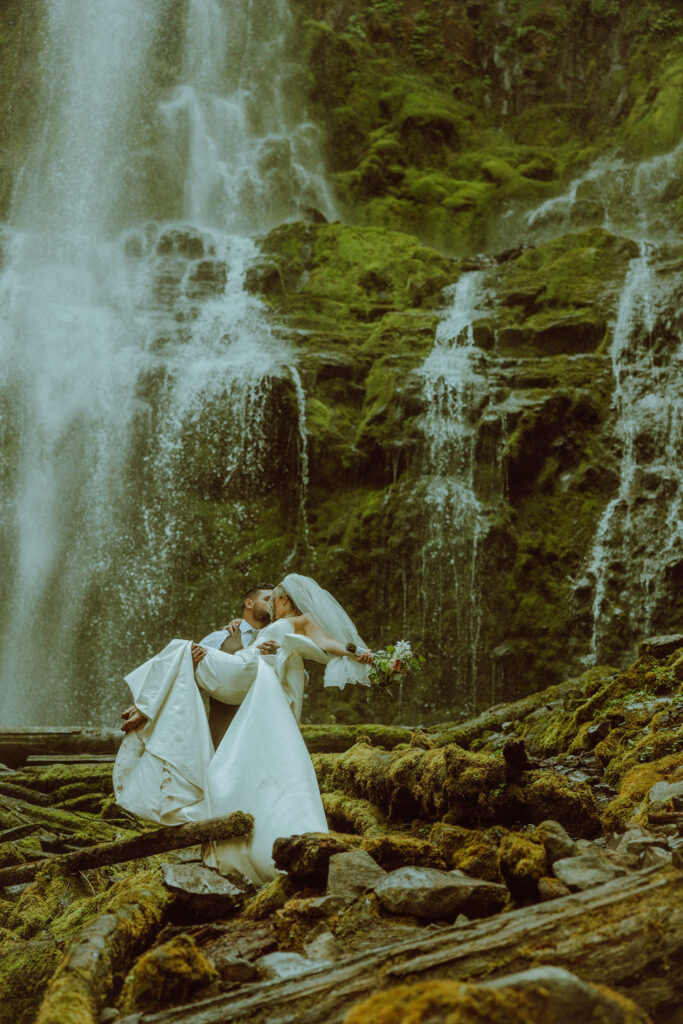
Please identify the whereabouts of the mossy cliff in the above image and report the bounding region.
[293,0,683,252]
[0,0,680,722]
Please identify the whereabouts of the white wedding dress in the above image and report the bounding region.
[113,618,330,885]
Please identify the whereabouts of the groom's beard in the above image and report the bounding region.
[254,610,271,625]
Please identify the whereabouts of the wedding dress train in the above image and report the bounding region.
[113,618,329,885]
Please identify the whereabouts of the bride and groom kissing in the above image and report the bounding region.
[114,574,374,885]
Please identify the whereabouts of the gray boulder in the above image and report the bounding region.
[536,820,577,862]
[648,779,683,812]
[375,866,508,921]
[483,966,649,1023]
[327,849,387,900]
[161,862,248,916]
[256,952,325,980]
[552,850,624,891]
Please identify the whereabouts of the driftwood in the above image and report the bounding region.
[116,867,682,1024]
[0,727,122,767]
[0,812,253,887]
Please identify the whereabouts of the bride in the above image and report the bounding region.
[113,574,373,885]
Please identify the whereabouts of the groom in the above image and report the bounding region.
[194,582,275,746]
[121,581,275,745]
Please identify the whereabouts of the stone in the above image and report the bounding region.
[648,780,683,812]
[613,827,661,857]
[200,920,277,965]
[212,953,260,985]
[302,923,344,960]
[186,258,228,298]
[160,863,248,917]
[639,634,683,659]
[346,966,649,1024]
[454,913,469,926]
[538,876,571,901]
[99,1010,119,1024]
[272,832,356,881]
[483,966,649,1022]
[552,851,624,891]
[374,866,508,921]
[256,951,324,980]
[640,846,674,870]
[535,820,577,862]
[586,721,610,747]
[327,849,387,900]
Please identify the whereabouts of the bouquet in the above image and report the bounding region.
[368,639,424,692]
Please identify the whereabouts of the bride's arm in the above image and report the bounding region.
[297,615,373,664]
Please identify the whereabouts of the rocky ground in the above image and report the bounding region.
[0,634,681,1024]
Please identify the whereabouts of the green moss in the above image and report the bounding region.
[603,752,683,830]
[119,934,218,1015]
[0,935,62,1024]
[621,51,683,157]
[429,823,504,882]
[498,833,547,899]
[35,868,173,1024]
[522,770,601,837]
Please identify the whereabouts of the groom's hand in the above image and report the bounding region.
[191,642,207,668]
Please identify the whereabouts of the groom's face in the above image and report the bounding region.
[249,589,272,624]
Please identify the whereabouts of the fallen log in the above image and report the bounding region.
[0,727,122,767]
[0,778,53,806]
[312,740,600,836]
[0,811,253,887]
[0,725,413,764]
[114,867,683,1024]
[36,868,175,1024]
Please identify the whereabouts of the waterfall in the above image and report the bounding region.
[586,244,682,662]
[416,272,493,712]
[0,0,331,726]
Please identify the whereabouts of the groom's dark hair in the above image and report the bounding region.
[244,582,276,601]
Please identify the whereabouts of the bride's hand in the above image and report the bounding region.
[354,649,374,665]
[222,618,242,636]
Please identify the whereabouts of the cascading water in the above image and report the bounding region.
[526,142,683,663]
[416,272,493,712]
[414,139,682,706]
[586,244,682,662]
[0,0,332,726]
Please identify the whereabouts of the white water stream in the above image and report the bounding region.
[416,272,493,710]
[0,0,331,725]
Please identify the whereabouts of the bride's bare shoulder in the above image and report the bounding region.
[287,612,315,632]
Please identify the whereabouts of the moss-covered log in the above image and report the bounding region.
[35,868,174,1024]
[114,867,683,1024]
[0,812,253,887]
[313,739,600,835]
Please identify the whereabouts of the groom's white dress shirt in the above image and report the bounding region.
[200,620,259,649]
